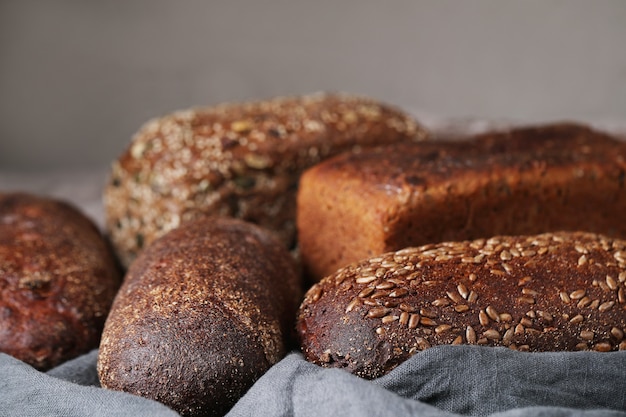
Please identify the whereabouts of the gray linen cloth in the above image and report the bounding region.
[1,346,625,417]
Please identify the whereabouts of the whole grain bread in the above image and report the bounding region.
[104,92,427,267]
[297,231,626,379]
[97,217,302,417]
[297,123,626,281]
[0,193,121,370]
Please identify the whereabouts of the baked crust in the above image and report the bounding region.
[0,193,121,370]
[104,92,426,267]
[297,231,626,379]
[297,123,626,281]
[97,217,302,417]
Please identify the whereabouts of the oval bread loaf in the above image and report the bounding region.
[0,193,121,370]
[297,231,626,379]
[104,92,427,267]
[97,217,302,417]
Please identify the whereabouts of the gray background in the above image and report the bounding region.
[1,0,626,173]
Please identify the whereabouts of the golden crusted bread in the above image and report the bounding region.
[297,231,626,379]
[297,123,626,282]
[0,193,121,370]
[98,217,302,417]
[105,92,427,267]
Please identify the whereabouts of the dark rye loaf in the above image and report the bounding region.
[297,231,626,379]
[297,123,626,282]
[105,92,427,267]
[0,193,121,370]
[97,217,302,417]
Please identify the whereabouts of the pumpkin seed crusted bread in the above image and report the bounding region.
[104,92,427,267]
[297,123,626,282]
[297,231,626,379]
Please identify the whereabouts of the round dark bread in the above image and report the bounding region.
[297,231,626,379]
[0,192,121,370]
[104,92,427,267]
[97,217,302,417]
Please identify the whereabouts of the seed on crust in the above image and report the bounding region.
[559,291,571,303]
[408,314,420,329]
[432,297,451,307]
[457,284,469,299]
[479,310,490,326]
[483,329,501,340]
[435,324,452,334]
[455,304,470,313]
[485,306,500,322]
[610,327,624,341]
[399,311,409,326]
[598,301,615,312]
[580,330,595,341]
[346,297,360,313]
[466,326,477,344]
[594,342,612,352]
[389,288,408,298]
[502,328,514,345]
[358,287,375,298]
[356,276,377,284]
[569,314,584,324]
[570,289,586,300]
[447,290,463,303]
[452,335,463,345]
[420,317,437,326]
[367,307,390,318]
[382,315,399,324]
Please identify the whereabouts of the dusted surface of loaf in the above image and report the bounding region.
[105,92,426,267]
[297,123,626,281]
[0,193,121,370]
[297,231,626,379]
[97,217,302,417]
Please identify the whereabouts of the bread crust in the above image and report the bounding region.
[104,92,426,267]
[297,231,626,379]
[0,193,121,370]
[297,123,626,281]
[97,217,302,417]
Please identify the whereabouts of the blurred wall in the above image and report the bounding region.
[1,0,625,172]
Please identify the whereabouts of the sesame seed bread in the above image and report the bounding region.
[0,193,121,370]
[297,123,626,282]
[297,231,626,379]
[104,92,427,267]
[97,217,302,417]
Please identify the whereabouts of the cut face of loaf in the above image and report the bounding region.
[105,92,427,267]
[97,217,302,417]
[297,231,626,379]
[297,123,626,282]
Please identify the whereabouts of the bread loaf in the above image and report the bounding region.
[297,231,626,379]
[297,123,626,281]
[105,92,427,267]
[0,193,121,370]
[97,217,302,417]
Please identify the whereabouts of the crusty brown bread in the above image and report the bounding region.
[97,217,302,417]
[297,123,626,282]
[104,92,427,267]
[297,231,626,379]
[0,193,121,370]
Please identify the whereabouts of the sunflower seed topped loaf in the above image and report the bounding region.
[0,193,121,370]
[98,217,302,417]
[104,92,427,267]
[297,231,626,379]
[297,123,626,282]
